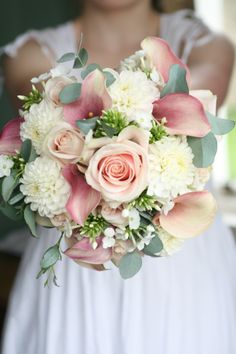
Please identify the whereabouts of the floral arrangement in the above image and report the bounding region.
[0,37,234,284]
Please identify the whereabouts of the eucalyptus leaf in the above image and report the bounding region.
[119,252,142,279]
[20,139,32,162]
[206,111,235,135]
[40,245,61,270]
[57,52,75,63]
[139,211,153,222]
[2,175,18,202]
[9,192,24,205]
[143,235,163,256]
[76,117,99,135]
[81,64,102,80]
[24,205,37,237]
[0,204,22,221]
[28,145,37,162]
[59,83,82,104]
[100,121,118,137]
[160,64,189,98]
[73,48,88,68]
[187,132,217,168]
[103,71,116,87]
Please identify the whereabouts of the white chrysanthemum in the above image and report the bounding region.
[0,155,14,177]
[108,71,159,120]
[20,156,70,218]
[20,99,63,154]
[190,167,211,191]
[157,227,184,256]
[148,136,195,200]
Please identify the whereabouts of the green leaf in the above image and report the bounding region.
[160,64,189,98]
[81,63,102,80]
[100,121,118,137]
[0,204,22,221]
[28,145,37,162]
[2,175,18,202]
[9,192,24,205]
[187,132,217,168]
[73,48,88,68]
[57,52,75,63]
[206,111,235,135]
[143,236,163,256]
[119,252,142,279]
[20,139,32,162]
[59,83,82,104]
[76,117,99,135]
[40,245,61,270]
[24,205,37,237]
[103,71,116,87]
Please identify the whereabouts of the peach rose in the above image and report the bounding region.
[45,76,75,106]
[85,126,149,203]
[100,202,128,227]
[43,122,84,165]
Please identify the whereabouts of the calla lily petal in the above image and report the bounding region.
[153,93,211,137]
[141,37,190,84]
[0,117,24,155]
[158,191,217,238]
[190,90,217,115]
[63,69,112,126]
[64,236,112,264]
[62,165,101,225]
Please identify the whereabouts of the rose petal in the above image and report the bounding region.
[158,191,217,238]
[63,69,112,126]
[117,126,149,151]
[141,37,191,84]
[0,117,24,155]
[64,236,112,264]
[153,93,211,137]
[62,165,101,225]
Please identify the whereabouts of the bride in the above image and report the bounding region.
[1,1,236,353]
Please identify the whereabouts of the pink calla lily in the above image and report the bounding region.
[63,69,112,126]
[153,93,211,137]
[62,165,101,225]
[0,117,24,155]
[141,37,191,84]
[155,191,217,238]
[64,236,112,265]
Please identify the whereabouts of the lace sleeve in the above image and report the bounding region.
[161,9,217,63]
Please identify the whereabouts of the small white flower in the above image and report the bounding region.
[50,64,71,78]
[31,72,51,84]
[132,112,153,130]
[128,208,140,230]
[20,156,70,218]
[20,99,63,154]
[0,155,14,177]
[108,71,159,120]
[103,228,116,248]
[148,136,195,200]
[92,240,98,250]
[121,208,130,218]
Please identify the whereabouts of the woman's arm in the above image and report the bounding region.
[187,34,235,108]
[3,40,52,111]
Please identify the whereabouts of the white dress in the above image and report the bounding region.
[1,10,236,354]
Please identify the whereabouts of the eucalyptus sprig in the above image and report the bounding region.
[18,85,43,111]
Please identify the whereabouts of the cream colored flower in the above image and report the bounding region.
[157,227,184,256]
[0,155,14,177]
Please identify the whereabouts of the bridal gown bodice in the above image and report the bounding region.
[1,9,236,354]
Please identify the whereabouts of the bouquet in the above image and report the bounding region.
[0,37,234,284]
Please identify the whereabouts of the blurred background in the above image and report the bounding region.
[0,0,235,344]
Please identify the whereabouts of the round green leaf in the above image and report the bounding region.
[24,205,37,237]
[76,117,99,135]
[73,48,88,68]
[59,83,82,104]
[207,111,235,135]
[103,71,116,87]
[2,175,18,202]
[81,64,102,80]
[160,64,189,98]
[187,132,217,168]
[40,245,61,270]
[143,235,163,255]
[20,139,32,162]
[119,252,142,279]
[57,52,75,63]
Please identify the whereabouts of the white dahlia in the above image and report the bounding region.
[20,99,64,154]
[148,136,195,200]
[20,156,70,218]
[108,71,159,120]
[157,227,184,256]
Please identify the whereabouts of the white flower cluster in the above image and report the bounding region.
[157,227,184,256]
[20,156,70,218]
[0,155,14,177]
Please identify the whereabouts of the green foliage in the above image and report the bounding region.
[119,252,142,279]
[81,64,102,80]
[128,191,158,211]
[143,236,163,256]
[149,120,167,144]
[57,52,75,63]
[73,48,88,68]
[59,83,82,104]
[76,117,99,135]
[18,85,43,111]
[160,64,189,98]
[207,112,235,135]
[103,71,116,87]
[93,110,128,138]
[80,214,108,240]
[2,175,18,202]
[24,205,37,237]
[187,132,218,168]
